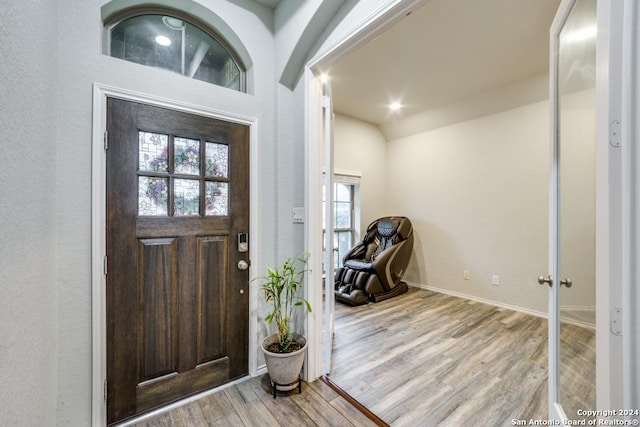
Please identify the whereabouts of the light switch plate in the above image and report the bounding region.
[292,207,305,223]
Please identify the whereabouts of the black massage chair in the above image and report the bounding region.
[334,216,413,305]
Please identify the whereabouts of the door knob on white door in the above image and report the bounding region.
[538,275,553,287]
[560,278,572,288]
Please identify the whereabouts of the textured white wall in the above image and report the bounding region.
[275,82,306,262]
[0,0,58,425]
[334,113,389,236]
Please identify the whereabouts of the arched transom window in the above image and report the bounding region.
[106,12,245,91]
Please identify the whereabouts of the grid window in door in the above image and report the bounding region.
[137,131,229,217]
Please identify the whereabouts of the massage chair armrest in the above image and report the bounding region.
[343,241,367,264]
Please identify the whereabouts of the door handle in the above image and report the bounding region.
[237,260,250,270]
[538,275,553,287]
[560,278,572,288]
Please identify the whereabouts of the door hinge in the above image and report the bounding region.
[610,120,621,147]
[322,95,331,109]
[611,308,622,336]
[104,380,108,403]
[104,130,109,150]
[103,256,108,275]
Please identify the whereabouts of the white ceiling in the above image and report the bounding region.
[328,0,562,126]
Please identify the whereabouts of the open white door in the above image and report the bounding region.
[322,79,336,376]
[303,68,336,380]
[547,0,597,420]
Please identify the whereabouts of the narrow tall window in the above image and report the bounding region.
[106,13,245,91]
[323,177,360,269]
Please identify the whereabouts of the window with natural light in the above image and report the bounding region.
[106,13,245,91]
[323,180,360,269]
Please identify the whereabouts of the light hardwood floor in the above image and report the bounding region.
[328,286,596,427]
[130,286,595,427]
[131,374,378,426]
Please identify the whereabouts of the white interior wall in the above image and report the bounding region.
[275,82,307,262]
[0,1,58,425]
[333,113,389,235]
[385,100,549,312]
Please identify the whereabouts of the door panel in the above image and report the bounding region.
[106,98,249,424]
[549,0,597,420]
[139,237,178,381]
[198,235,228,363]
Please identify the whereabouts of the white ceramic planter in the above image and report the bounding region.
[261,333,307,393]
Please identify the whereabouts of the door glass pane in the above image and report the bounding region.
[205,142,228,177]
[139,131,169,172]
[138,176,168,216]
[557,0,597,419]
[174,179,200,216]
[174,137,200,175]
[205,182,228,216]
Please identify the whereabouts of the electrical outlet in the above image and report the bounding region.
[492,275,500,286]
[463,270,470,280]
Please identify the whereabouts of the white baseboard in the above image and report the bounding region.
[559,305,597,312]
[407,282,595,329]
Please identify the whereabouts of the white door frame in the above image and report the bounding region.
[303,0,427,382]
[621,0,640,411]
[90,84,260,426]
[595,0,625,411]
[303,0,635,413]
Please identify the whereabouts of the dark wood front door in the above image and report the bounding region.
[106,98,250,425]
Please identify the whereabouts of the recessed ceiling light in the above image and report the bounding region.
[389,102,402,111]
[320,73,329,83]
[155,35,171,46]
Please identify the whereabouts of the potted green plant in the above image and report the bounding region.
[256,253,312,397]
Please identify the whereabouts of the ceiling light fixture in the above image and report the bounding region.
[389,102,402,111]
[155,35,172,46]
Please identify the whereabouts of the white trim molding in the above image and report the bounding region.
[622,0,640,412]
[91,83,260,426]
